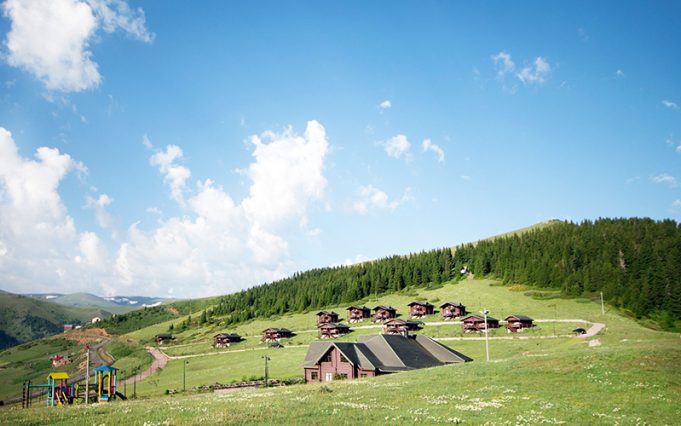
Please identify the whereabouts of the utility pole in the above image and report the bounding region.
[183,360,189,392]
[262,356,270,386]
[133,366,139,399]
[600,291,605,315]
[85,345,90,405]
[481,309,490,362]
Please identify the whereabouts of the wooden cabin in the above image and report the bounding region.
[440,302,466,320]
[383,319,423,335]
[155,333,174,344]
[318,323,351,339]
[461,315,500,333]
[316,311,340,326]
[262,328,294,342]
[373,305,397,322]
[346,306,371,323]
[303,334,472,383]
[408,301,435,318]
[505,315,534,333]
[213,333,243,348]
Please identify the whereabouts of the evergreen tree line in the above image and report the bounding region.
[454,218,681,327]
[211,248,455,325]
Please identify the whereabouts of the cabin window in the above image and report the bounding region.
[325,372,334,381]
[322,351,333,362]
[339,353,349,363]
[310,371,319,381]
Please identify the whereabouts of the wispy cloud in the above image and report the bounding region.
[422,139,445,162]
[615,69,625,79]
[662,100,679,110]
[517,57,551,85]
[379,100,392,110]
[492,51,550,89]
[651,173,679,187]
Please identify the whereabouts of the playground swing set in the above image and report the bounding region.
[22,365,127,408]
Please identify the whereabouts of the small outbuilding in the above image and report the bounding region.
[505,315,534,333]
[316,311,340,325]
[408,301,434,318]
[461,315,500,333]
[155,333,175,344]
[346,306,371,323]
[383,319,423,335]
[262,328,294,342]
[440,302,466,320]
[373,305,397,322]
[213,333,243,348]
[318,323,351,339]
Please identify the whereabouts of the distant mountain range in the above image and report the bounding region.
[23,292,173,312]
[0,291,174,350]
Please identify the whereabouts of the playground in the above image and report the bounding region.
[21,365,127,408]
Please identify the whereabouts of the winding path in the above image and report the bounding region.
[120,347,168,385]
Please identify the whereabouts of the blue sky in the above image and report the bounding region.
[0,1,680,298]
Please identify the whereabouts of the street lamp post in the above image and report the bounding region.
[122,370,127,396]
[183,360,189,392]
[262,356,270,387]
[481,309,490,362]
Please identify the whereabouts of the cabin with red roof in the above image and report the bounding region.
[408,301,434,318]
[440,302,466,320]
[505,315,534,333]
[316,311,339,325]
[318,323,351,339]
[303,334,472,383]
[461,315,500,333]
[372,305,397,322]
[346,306,371,323]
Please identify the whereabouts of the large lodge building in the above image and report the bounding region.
[303,334,471,382]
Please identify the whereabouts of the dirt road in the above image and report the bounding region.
[120,347,168,385]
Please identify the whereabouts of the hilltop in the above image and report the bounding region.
[0,293,113,350]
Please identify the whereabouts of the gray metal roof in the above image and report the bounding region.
[505,314,534,322]
[462,315,499,322]
[408,301,434,307]
[440,301,465,308]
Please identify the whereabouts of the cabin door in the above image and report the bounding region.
[325,372,334,382]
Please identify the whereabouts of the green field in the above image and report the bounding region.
[2,278,680,424]
[0,338,81,401]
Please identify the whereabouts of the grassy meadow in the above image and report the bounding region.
[2,278,680,424]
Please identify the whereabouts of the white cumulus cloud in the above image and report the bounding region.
[352,185,412,215]
[150,145,191,206]
[379,100,392,110]
[422,138,445,162]
[85,193,113,228]
[384,134,411,159]
[2,0,153,92]
[492,51,515,81]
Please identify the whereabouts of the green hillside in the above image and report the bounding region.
[2,278,680,424]
[0,293,112,349]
